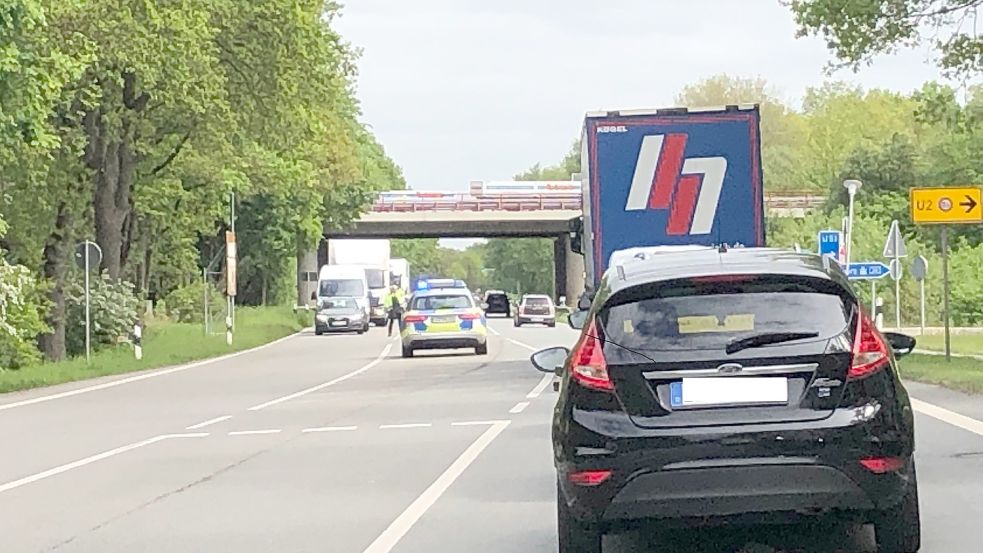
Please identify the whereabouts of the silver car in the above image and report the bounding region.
[315,297,368,335]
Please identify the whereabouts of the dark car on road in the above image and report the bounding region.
[314,297,368,335]
[530,247,920,553]
[483,291,511,317]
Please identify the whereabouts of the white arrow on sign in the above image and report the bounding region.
[883,220,908,258]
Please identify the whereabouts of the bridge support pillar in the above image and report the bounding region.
[297,245,318,307]
[555,234,585,308]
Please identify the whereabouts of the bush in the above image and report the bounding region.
[164,280,223,323]
[0,259,49,369]
[65,273,140,356]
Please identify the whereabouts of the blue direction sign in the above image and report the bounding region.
[847,261,890,280]
[818,230,842,262]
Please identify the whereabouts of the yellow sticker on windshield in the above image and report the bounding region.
[678,314,755,334]
[623,320,634,334]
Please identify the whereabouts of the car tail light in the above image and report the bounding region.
[570,318,613,391]
[860,456,905,474]
[849,310,890,380]
[568,469,612,486]
[403,314,426,323]
[459,313,480,320]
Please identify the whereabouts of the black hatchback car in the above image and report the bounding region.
[483,291,511,317]
[531,248,920,553]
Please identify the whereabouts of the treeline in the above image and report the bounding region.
[0,1,404,368]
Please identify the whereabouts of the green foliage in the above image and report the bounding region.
[64,273,140,356]
[514,141,581,180]
[788,0,983,78]
[481,238,554,297]
[0,255,49,369]
[163,280,223,323]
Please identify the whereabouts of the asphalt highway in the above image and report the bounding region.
[1,319,981,552]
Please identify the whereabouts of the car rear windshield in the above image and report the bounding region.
[320,279,364,297]
[323,297,356,309]
[488,295,508,304]
[524,297,551,307]
[413,295,472,310]
[599,275,852,356]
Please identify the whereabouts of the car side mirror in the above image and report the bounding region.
[481,303,489,310]
[883,332,916,358]
[568,310,589,330]
[531,347,570,374]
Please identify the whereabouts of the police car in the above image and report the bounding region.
[401,282,487,358]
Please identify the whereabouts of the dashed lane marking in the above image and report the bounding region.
[302,426,358,433]
[526,373,554,399]
[228,429,281,436]
[509,401,530,414]
[379,423,432,430]
[185,415,232,430]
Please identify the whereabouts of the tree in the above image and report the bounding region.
[481,238,554,297]
[787,0,983,77]
[514,141,581,180]
[675,75,810,192]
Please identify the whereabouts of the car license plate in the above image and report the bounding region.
[329,319,347,327]
[431,316,455,324]
[670,377,788,408]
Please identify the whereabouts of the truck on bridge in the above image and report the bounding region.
[575,105,766,298]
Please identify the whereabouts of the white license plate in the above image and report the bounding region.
[329,320,347,327]
[431,316,455,324]
[670,377,788,407]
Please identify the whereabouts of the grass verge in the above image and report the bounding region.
[899,354,983,395]
[914,334,983,356]
[0,306,308,394]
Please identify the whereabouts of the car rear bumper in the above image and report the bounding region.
[556,406,915,526]
[516,315,555,324]
[404,332,486,350]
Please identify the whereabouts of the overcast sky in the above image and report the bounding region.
[334,1,948,248]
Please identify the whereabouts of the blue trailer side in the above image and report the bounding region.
[579,106,765,288]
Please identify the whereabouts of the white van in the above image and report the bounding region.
[316,265,370,330]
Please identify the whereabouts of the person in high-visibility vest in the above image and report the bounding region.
[383,285,406,337]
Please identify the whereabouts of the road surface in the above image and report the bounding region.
[1,319,981,552]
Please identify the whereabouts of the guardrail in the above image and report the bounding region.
[369,191,826,213]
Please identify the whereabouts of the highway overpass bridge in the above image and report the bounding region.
[299,192,825,306]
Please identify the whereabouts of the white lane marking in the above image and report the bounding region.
[526,373,554,399]
[509,401,530,414]
[302,426,358,433]
[912,398,983,437]
[228,429,281,436]
[185,415,232,430]
[508,338,536,351]
[361,421,510,553]
[0,433,208,495]
[0,330,306,412]
[379,423,432,430]
[248,343,393,411]
[487,326,500,336]
[450,420,510,426]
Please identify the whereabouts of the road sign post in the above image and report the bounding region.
[843,180,862,268]
[883,220,907,330]
[912,255,928,336]
[909,186,981,360]
[74,241,102,365]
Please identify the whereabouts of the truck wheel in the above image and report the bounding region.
[874,463,921,553]
[514,318,521,327]
[557,481,601,553]
[401,345,414,358]
[475,343,488,355]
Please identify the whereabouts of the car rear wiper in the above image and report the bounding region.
[725,331,820,354]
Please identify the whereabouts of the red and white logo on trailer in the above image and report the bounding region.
[624,134,727,236]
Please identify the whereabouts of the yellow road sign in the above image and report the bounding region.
[910,187,983,224]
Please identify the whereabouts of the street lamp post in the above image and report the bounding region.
[843,179,862,269]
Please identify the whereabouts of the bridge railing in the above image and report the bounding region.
[369,191,826,213]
